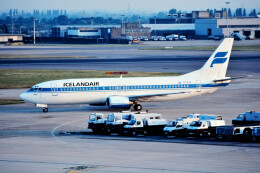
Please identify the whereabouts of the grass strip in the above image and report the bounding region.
[0,69,180,89]
[0,55,96,59]
[0,99,24,105]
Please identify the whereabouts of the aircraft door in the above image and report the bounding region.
[122,85,127,92]
[196,80,201,92]
[51,83,58,96]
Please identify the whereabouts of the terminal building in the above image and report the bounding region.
[195,18,260,39]
[110,23,151,39]
[142,24,195,38]
[52,25,120,39]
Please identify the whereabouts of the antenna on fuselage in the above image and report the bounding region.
[105,71,128,78]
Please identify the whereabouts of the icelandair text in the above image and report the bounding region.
[63,82,99,87]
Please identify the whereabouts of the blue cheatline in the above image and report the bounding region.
[27,83,229,93]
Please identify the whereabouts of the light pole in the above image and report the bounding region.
[91,17,94,25]
[154,16,157,36]
[121,14,125,37]
[33,18,37,45]
[11,15,14,34]
[225,2,230,37]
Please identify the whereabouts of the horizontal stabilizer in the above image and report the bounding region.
[213,76,249,82]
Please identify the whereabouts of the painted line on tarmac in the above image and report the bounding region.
[51,118,88,141]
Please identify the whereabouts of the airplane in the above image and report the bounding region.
[20,38,236,113]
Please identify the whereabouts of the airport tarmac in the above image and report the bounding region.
[1,40,260,172]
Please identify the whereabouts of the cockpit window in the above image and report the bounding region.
[31,87,42,92]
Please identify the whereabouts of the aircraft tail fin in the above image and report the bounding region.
[184,38,234,79]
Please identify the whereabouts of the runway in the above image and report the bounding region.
[1,40,260,172]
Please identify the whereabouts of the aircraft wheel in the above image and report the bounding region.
[43,108,48,113]
[107,129,111,135]
[243,129,252,141]
[134,104,142,111]
[132,131,137,136]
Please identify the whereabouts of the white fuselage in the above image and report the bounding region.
[20,75,228,105]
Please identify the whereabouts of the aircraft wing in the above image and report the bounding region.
[129,91,186,102]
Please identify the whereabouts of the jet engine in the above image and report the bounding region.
[106,96,132,109]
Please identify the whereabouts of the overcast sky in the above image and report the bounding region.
[1,0,260,12]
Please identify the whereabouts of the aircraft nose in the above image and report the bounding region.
[20,92,27,101]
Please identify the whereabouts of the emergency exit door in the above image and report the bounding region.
[51,83,58,96]
[196,80,201,92]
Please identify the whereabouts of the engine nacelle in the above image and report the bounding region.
[106,96,132,109]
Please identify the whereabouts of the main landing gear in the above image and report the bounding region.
[43,107,48,113]
[133,104,142,111]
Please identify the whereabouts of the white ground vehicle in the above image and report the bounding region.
[140,36,148,41]
[232,111,260,125]
[166,35,173,41]
[151,36,158,41]
[88,113,107,134]
[216,111,260,141]
[187,120,225,137]
[106,111,160,134]
[157,36,165,41]
[216,125,260,141]
[124,114,167,136]
[163,114,222,137]
[179,35,187,40]
[106,111,134,134]
[171,34,179,40]
[163,114,199,136]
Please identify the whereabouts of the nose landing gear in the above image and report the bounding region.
[43,108,48,113]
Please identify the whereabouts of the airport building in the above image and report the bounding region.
[0,34,23,43]
[52,25,120,39]
[110,23,151,39]
[51,16,260,42]
[142,24,195,38]
[149,10,226,24]
[195,18,260,39]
